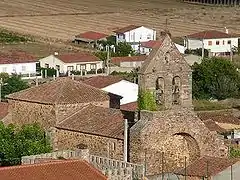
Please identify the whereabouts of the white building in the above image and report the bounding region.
[141,40,185,55]
[184,30,239,56]
[39,53,103,75]
[111,55,146,68]
[0,51,38,79]
[114,25,156,52]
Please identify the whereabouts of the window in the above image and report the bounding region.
[139,34,142,39]
[67,66,74,71]
[12,66,16,72]
[216,41,220,45]
[80,64,86,70]
[22,65,26,71]
[228,40,231,44]
[90,64,96,70]
[45,63,49,68]
[55,65,60,71]
[131,33,134,40]
[147,34,151,39]
[2,67,7,72]
[223,40,225,45]
[208,41,212,46]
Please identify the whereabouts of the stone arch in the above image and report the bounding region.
[155,77,164,105]
[172,76,181,105]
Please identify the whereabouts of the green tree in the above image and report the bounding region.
[0,123,52,166]
[114,42,136,57]
[138,90,157,111]
[192,57,240,100]
[1,75,29,99]
[0,73,9,82]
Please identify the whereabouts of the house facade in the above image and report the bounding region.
[114,25,156,52]
[0,51,38,78]
[111,55,146,68]
[184,30,239,56]
[39,53,103,75]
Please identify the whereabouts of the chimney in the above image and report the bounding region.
[225,27,229,34]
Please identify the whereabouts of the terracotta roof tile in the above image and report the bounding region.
[56,53,99,63]
[80,75,123,89]
[197,111,240,125]
[0,102,9,119]
[141,40,162,48]
[111,55,147,65]
[7,78,109,105]
[202,119,228,134]
[186,30,239,39]
[56,104,124,140]
[120,101,138,112]
[0,51,37,64]
[75,31,108,41]
[0,160,107,180]
[113,25,141,34]
[175,156,239,177]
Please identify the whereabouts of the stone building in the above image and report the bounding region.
[129,34,228,176]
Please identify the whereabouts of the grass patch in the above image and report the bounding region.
[193,99,230,111]
[0,29,32,43]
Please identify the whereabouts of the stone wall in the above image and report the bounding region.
[130,109,228,176]
[8,100,56,129]
[51,128,124,160]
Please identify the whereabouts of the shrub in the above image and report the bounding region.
[138,90,157,111]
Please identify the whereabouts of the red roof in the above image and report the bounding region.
[141,40,162,48]
[0,102,8,119]
[113,25,141,34]
[0,160,107,180]
[120,101,138,112]
[0,51,37,64]
[111,55,147,65]
[186,30,239,39]
[75,31,108,41]
[56,53,99,63]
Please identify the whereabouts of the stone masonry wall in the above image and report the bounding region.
[130,109,228,176]
[8,100,56,129]
[51,128,124,160]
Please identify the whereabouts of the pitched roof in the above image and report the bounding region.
[197,111,240,125]
[175,156,239,177]
[80,75,123,89]
[186,30,239,39]
[0,160,107,180]
[111,55,147,65]
[0,102,9,119]
[56,104,124,140]
[75,31,108,41]
[202,119,228,134]
[113,25,141,34]
[141,40,162,48]
[7,78,109,105]
[120,101,138,112]
[0,51,37,64]
[56,53,99,63]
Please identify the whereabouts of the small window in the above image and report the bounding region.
[216,41,220,45]
[80,64,86,70]
[12,66,16,72]
[45,63,49,68]
[67,66,74,71]
[228,40,231,44]
[2,67,7,72]
[56,65,60,71]
[90,64,96,70]
[223,40,225,45]
[147,34,151,39]
[208,41,212,46]
[22,66,26,71]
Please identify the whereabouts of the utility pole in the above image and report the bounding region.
[106,45,110,75]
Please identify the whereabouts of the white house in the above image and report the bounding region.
[114,25,156,52]
[111,55,147,68]
[0,51,38,79]
[39,53,103,75]
[184,30,240,56]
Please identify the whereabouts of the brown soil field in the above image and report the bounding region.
[0,0,240,41]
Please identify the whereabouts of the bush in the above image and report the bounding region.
[138,90,157,111]
[0,29,30,43]
[230,147,240,158]
[193,100,230,111]
[40,67,56,77]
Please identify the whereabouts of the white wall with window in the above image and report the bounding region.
[0,62,37,76]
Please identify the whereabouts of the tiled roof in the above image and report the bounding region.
[7,78,109,105]
[113,25,141,34]
[175,156,239,177]
[0,102,9,119]
[202,119,228,134]
[120,101,138,112]
[56,53,99,63]
[56,104,124,140]
[75,31,108,41]
[197,111,240,125]
[0,160,107,180]
[0,51,37,64]
[111,55,147,65]
[186,30,239,39]
[141,40,162,48]
[80,75,123,89]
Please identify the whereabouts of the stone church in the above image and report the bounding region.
[129,34,228,176]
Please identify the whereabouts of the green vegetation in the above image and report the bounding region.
[192,57,240,100]
[110,68,138,83]
[0,74,29,99]
[0,29,31,43]
[40,67,57,78]
[138,90,157,111]
[229,147,240,158]
[193,99,230,111]
[0,123,52,166]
